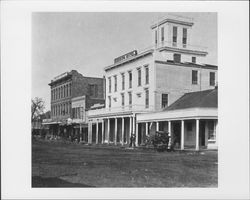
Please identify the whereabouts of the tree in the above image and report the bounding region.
[31,97,45,121]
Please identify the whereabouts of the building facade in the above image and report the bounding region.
[43,70,105,142]
[87,14,218,148]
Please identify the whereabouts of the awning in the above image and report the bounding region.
[42,121,61,125]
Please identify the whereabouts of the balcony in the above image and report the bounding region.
[156,41,208,55]
[88,104,154,118]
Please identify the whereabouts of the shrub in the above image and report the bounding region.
[145,131,170,152]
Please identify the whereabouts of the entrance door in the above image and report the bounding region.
[200,121,206,146]
[173,122,181,146]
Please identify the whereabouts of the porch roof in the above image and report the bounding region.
[137,88,218,122]
[137,107,217,122]
[165,88,218,111]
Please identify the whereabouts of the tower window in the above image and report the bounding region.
[155,30,157,45]
[183,28,187,47]
[161,27,164,42]
[173,26,177,46]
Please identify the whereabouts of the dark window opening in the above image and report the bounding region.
[173,54,181,63]
[173,26,177,46]
[161,27,164,42]
[210,72,215,86]
[145,89,149,108]
[192,70,198,85]
[183,28,187,47]
[161,93,168,108]
[192,57,196,63]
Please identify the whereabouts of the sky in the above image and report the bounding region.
[32,12,217,111]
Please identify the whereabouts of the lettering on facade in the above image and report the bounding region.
[114,50,138,63]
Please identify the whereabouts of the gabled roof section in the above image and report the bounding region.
[165,88,218,111]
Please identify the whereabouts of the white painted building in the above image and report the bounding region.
[87,14,218,149]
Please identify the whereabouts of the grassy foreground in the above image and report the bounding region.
[32,139,217,187]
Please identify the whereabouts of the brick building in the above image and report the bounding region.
[43,70,105,141]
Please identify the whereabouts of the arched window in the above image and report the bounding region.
[65,102,68,114]
[69,83,71,96]
[66,84,68,97]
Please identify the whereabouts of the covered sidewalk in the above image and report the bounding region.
[136,88,218,150]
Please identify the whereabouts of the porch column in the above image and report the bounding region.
[181,120,184,150]
[121,117,124,146]
[196,119,200,151]
[96,121,99,144]
[80,123,82,141]
[107,118,110,143]
[101,120,104,144]
[145,122,148,136]
[129,117,132,138]
[132,116,135,134]
[168,121,171,148]
[114,118,117,145]
[156,121,159,131]
[136,123,139,146]
[88,122,92,144]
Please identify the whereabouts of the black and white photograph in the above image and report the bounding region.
[1,1,249,199]
[32,12,218,188]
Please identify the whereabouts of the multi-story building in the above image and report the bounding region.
[43,70,105,142]
[87,14,218,149]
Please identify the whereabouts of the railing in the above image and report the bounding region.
[88,104,154,117]
[156,40,207,52]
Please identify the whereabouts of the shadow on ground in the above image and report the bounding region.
[32,176,95,187]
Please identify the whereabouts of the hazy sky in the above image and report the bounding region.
[32,12,217,111]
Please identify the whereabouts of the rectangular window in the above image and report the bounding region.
[210,72,215,86]
[155,30,157,45]
[108,96,111,108]
[137,68,141,86]
[161,27,164,42]
[121,93,124,107]
[128,71,132,88]
[183,28,187,47]
[128,92,132,107]
[145,89,149,108]
[173,54,181,63]
[192,57,196,63]
[192,70,198,84]
[121,73,125,90]
[173,26,177,46]
[114,75,117,92]
[108,77,111,93]
[89,84,98,97]
[161,93,168,108]
[145,66,149,84]
[208,121,216,140]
